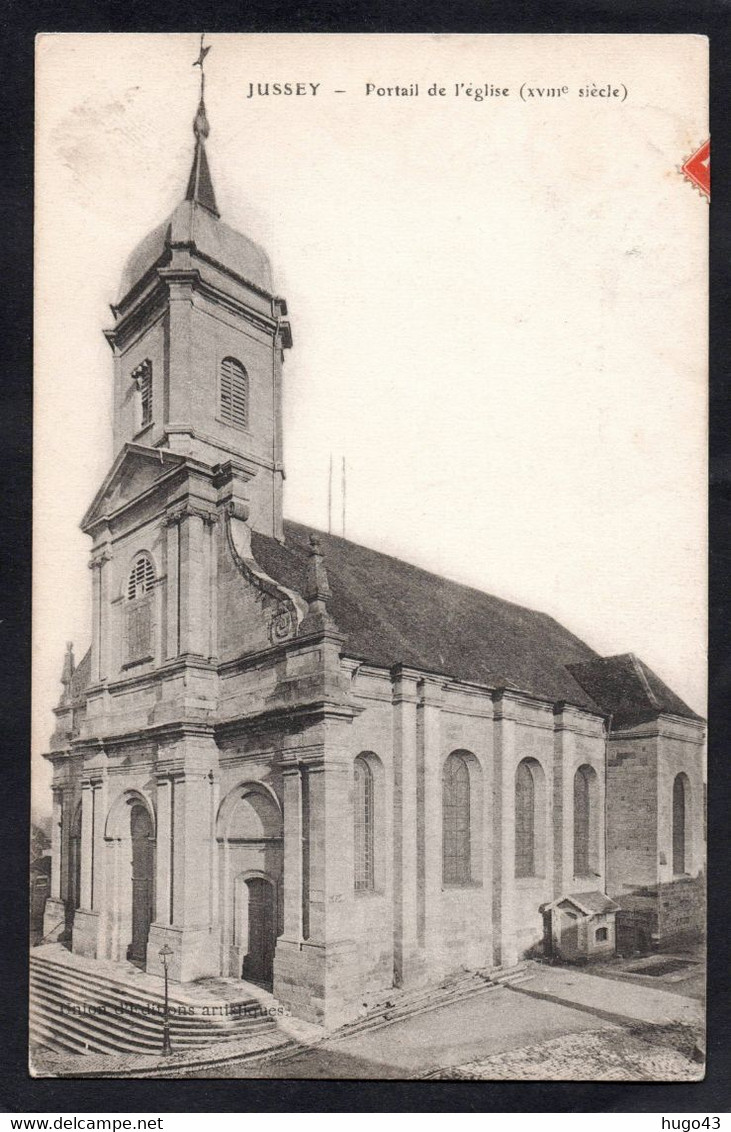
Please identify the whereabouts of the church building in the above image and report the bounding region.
[42,84,705,1028]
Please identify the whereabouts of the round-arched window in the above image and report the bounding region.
[443,752,471,885]
[354,756,375,892]
[220,357,249,430]
[125,554,156,663]
[127,553,155,600]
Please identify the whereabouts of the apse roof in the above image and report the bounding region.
[567,653,703,727]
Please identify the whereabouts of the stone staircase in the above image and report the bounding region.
[334,962,535,1039]
[30,950,280,1056]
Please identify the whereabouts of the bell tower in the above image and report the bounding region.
[103,52,292,540]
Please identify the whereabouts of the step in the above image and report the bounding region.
[341,979,501,1038]
[30,966,273,1041]
[30,950,254,1005]
[31,993,188,1056]
[30,969,277,1057]
[30,956,271,1031]
[338,965,533,1039]
[30,989,263,1059]
[30,984,274,1059]
[30,950,269,1014]
[29,1010,91,1056]
[30,1002,155,1056]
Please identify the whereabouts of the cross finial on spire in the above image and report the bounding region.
[193,32,211,94]
[185,32,219,217]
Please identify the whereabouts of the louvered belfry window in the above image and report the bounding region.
[220,357,249,429]
[126,553,155,663]
[132,360,153,429]
[127,553,155,600]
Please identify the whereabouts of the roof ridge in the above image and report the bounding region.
[628,652,662,710]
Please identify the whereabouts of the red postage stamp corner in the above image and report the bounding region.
[681,139,710,199]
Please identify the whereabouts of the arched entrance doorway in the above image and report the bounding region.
[128,803,154,964]
[217,783,283,982]
[241,877,277,986]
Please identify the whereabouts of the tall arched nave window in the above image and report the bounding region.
[573,764,599,877]
[442,752,471,885]
[353,755,375,892]
[672,772,690,876]
[515,758,543,878]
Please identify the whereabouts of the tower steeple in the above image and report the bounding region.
[185,35,219,217]
[105,31,291,541]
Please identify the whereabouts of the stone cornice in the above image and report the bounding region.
[608,712,706,745]
[215,699,357,741]
[104,653,217,696]
[110,262,280,347]
[169,244,277,305]
[104,286,167,353]
[279,743,326,768]
[164,501,219,527]
[81,452,191,535]
[193,275,279,338]
[88,549,112,570]
[81,773,104,789]
[82,720,217,752]
[216,629,343,679]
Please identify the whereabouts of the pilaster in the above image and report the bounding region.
[273,719,359,1029]
[552,707,576,896]
[146,733,220,982]
[417,676,445,964]
[88,548,111,685]
[491,694,517,968]
[165,276,194,424]
[164,504,218,659]
[50,787,63,901]
[72,774,103,958]
[391,668,425,987]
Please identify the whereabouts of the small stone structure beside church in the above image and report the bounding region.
[42,90,705,1029]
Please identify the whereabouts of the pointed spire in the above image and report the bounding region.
[185,34,219,217]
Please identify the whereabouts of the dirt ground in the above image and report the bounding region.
[432,1021,704,1081]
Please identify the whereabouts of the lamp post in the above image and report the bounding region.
[158,944,174,1056]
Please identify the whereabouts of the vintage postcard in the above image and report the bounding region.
[32,33,707,1081]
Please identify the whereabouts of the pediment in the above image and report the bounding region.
[81,444,187,532]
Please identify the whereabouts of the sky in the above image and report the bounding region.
[33,33,708,815]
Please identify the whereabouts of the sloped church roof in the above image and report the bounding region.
[252,522,701,723]
[69,519,699,725]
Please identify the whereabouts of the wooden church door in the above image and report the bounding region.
[129,804,154,964]
[242,877,276,986]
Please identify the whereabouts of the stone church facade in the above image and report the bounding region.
[42,92,705,1028]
